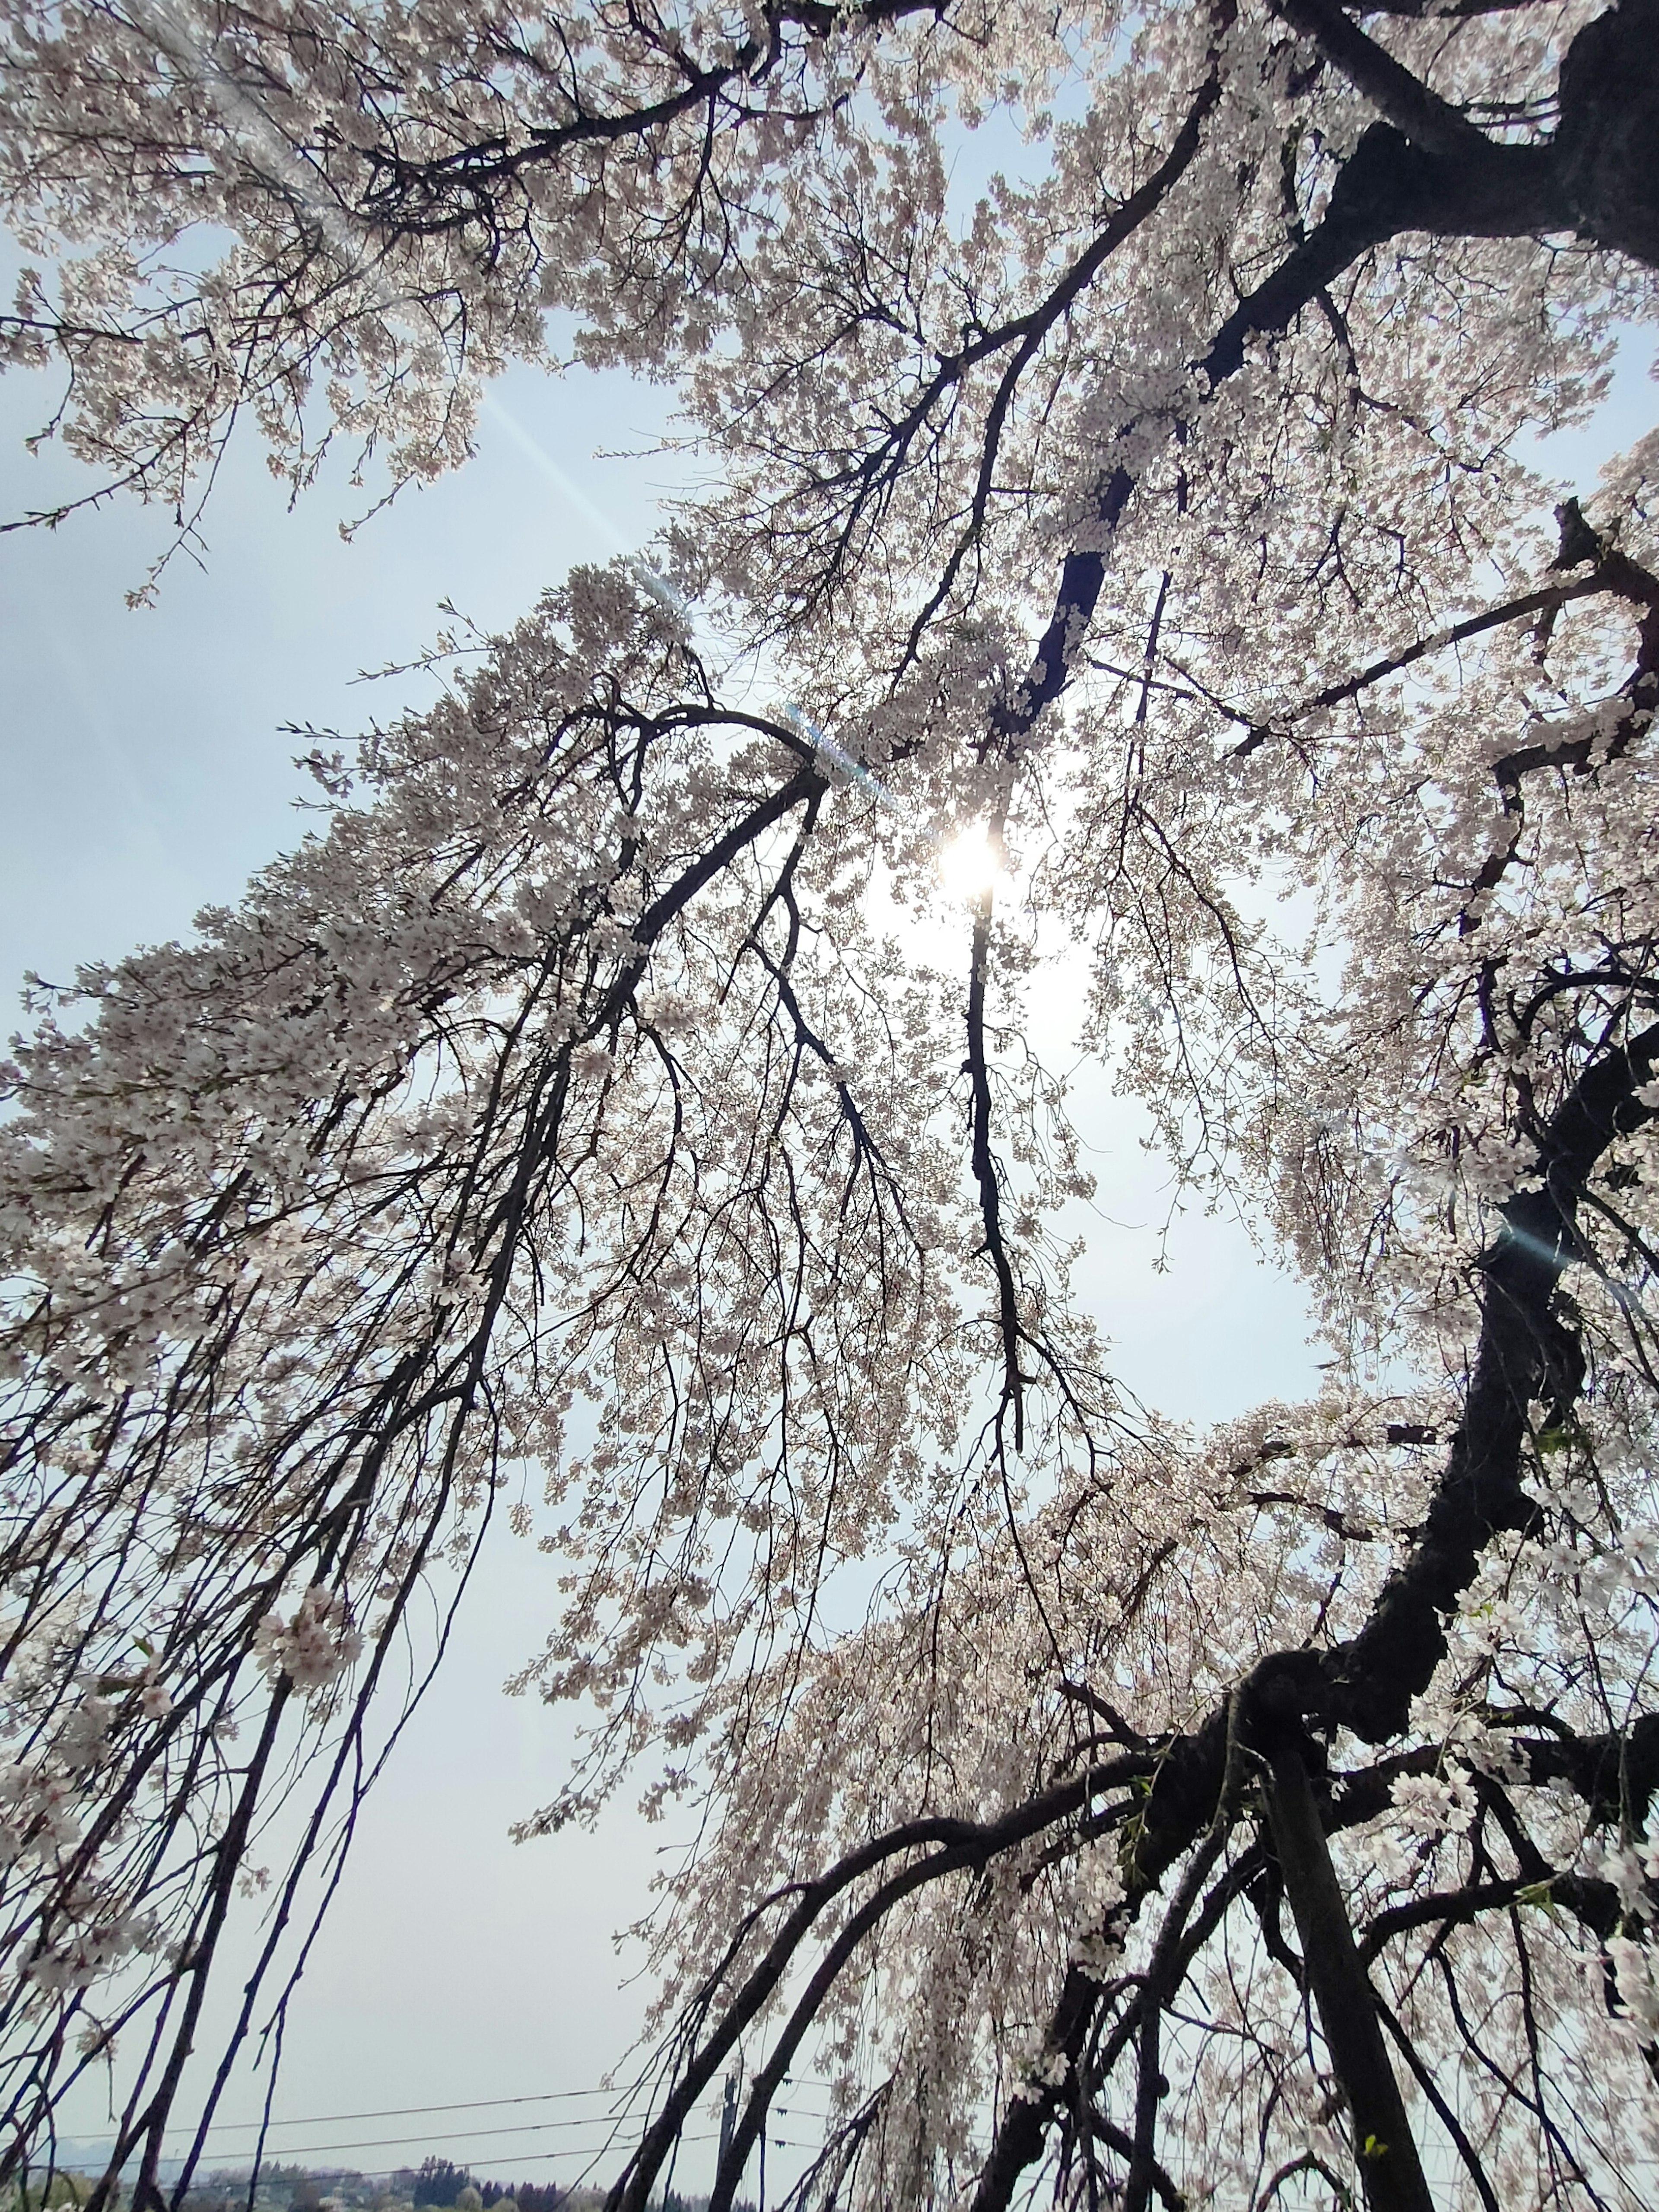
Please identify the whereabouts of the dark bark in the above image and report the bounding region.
[1332,1020,1659,1742]
[648,1011,1659,2211]
[966,1967,1105,2212]
[1116,1030,1659,1846]
[1542,0,1659,267]
[1262,1732,1435,2212]
[605,1756,1148,2212]
[1278,0,1659,266]
[588,17,1659,2208]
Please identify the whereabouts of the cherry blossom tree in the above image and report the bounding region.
[4,3,1659,2208]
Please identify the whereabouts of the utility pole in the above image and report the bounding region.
[716,2068,741,2178]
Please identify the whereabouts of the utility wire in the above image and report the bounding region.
[180,2090,624,2141]
[165,2079,836,2149]
[197,2133,723,2175]
[221,2121,629,2159]
[184,2101,833,2165]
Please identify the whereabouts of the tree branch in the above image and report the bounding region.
[1261,1728,1434,2212]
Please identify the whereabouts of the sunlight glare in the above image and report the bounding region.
[936,825,1003,906]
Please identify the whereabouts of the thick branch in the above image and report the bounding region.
[1274,0,1495,159]
[1332,1018,1659,1741]
[967,1962,1108,2212]
[1126,1019,1659,1937]
[1359,1871,1620,1961]
[1000,98,1577,741]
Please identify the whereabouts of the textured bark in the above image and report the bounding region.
[1557,0,1659,267]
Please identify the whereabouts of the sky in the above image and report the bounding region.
[0,346,730,2184]
[2,274,1652,2198]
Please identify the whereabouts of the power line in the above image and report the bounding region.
[186,2115,842,2177]
[198,2134,722,2177]
[170,2077,837,2150]
[188,2117,656,2163]
[188,2089,622,2139]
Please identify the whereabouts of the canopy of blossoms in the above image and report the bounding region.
[3,4,1659,2208]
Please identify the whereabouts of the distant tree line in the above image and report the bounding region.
[397,2168,612,2212]
[404,2168,470,2211]
[254,2155,738,2212]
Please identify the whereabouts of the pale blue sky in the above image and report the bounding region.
[0,349,710,2183]
[3,308,1650,2196]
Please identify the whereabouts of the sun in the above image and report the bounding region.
[936,824,1004,905]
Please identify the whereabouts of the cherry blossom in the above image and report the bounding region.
[3,4,1659,2210]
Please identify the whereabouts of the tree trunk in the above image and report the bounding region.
[1557,0,1659,269]
[1265,1742,1436,2212]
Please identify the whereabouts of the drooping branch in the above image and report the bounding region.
[1332,1017,1659,1741]
[964,881,1025,1446]
[967,1958,1111,2212]
[607,1755,1149,2212]
[1125,1026,1659,1821]
[6,10,1659,2204]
